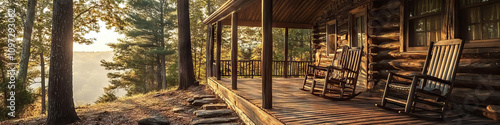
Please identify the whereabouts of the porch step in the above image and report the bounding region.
[202,103,227,110]
[194,109,233,118]
[191,117,239,125]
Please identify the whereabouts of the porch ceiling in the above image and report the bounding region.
[203,0,331,29]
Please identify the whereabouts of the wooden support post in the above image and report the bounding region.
[284,28,289,78]
[231,12,238,90]
[262,0,273,109]
[216,21,222,80]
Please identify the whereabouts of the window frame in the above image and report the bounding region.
[459,0,500,48]
[326,20,337,55]
[349,7,368,48]
[402,0,445,52]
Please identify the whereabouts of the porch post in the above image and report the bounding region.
[284,28,289,78]
[231,12,238,90]
[216,21,222,80]
[262,0,273,109]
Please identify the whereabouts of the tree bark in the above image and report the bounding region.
[46,0,80,124]
[40,52,46,114]
[18,0,37,85]
[160,0,167,89]
[177,0,197,90]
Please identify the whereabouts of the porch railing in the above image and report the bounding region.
[214,60,313,77]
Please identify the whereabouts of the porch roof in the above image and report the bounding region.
[203,0,331,29]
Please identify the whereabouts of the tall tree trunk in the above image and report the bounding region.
[160,0,167,89]
[177,0,197,90]
[46,0,80,124]
[18,0,37,85]
[198,43,202,79]
[156,57,162,90]
[40,52,46,114]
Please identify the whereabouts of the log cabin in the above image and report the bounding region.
[311,0,500,106]
[204,0,500,124]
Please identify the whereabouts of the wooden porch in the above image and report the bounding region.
[207,77,497,125]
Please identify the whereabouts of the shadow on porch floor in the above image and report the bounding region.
[212,78,498,124]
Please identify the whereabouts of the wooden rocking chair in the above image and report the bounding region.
[301,46,348,93]
[376,39,465,119]
[313,47,363,99]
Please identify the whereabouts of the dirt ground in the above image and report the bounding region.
[1,85,242,125]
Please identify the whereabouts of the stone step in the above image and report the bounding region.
[192,98,218,106]
[209,123,240,125]
[194,95,216,99]
[191,117,239,125]
[202,103,227,110]
[188,95,217,103]
[194,109,233,118]
[138,116,170,125]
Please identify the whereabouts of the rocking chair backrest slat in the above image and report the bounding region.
[329,46,349,79]
[420,39,465,96]
[341,47,363,85]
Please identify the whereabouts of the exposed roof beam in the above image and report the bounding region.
[221,20,313,29]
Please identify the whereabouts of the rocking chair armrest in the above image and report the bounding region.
[412,74,452,86]
[389,72,414,80]
[327,65,343,71]
[310,65,330,71]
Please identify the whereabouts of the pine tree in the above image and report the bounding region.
[177,0,198,90]
[46,0,80,124]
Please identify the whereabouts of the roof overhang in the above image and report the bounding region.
[203,0,331,29]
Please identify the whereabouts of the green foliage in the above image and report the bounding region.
[101,0,177,95]
[95,91,118,104]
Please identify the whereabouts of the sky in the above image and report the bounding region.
[73,21,125,52]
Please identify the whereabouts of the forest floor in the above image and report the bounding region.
[1,85,243,125]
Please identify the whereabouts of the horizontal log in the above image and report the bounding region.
[372,59,500,74]
[452,88,500,105]
[372,0,401,10]
[463,47,500,59]
[373,59,425,71]
[369,32,399,41]
[368,25,399,36]
[374,70,500,90]
[373,50,500,60]
[458,59,500,74]
[369,19,400,29]
[370,41,400,51]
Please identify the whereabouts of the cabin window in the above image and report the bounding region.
[326,20,337,55]
[460,0,500,42]
[406,0,443,51]
[352,13,366,47]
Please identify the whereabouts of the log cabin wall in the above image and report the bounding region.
[313,0,500,105]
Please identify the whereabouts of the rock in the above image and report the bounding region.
[202,98,217,101]
[194,109,233,118]
[202,103,227,110]
[191,117,239,125]
[138,116,170,125]
[212,123,240,125]
[153,93,163,97]
[192,98,218,106]
[172,107,184,113]
[193,95,216,99]
[187,98,195,103]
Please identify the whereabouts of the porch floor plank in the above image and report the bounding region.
[211,78,498,124]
